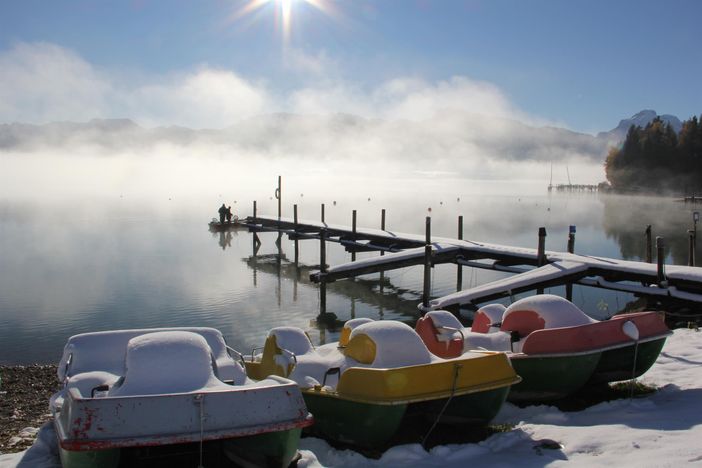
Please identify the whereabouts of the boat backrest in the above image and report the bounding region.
[471,304,507,333]
[58,327,244,383]
[415,311,464,359]
[501,295,595,337]
[345,321,432,368]
[339,318,374,347]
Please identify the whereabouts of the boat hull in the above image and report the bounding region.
[409,385,511,425]
[58,428,303,468]
[508,351,602,401]
[588,337,668,385]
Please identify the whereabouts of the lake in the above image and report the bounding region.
[0,174,697,365]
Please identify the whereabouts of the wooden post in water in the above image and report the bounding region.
[379,209,385,287]
[656,236,666,285]
[422,217,432,309]
[294,204,299,267]
[320,228,327,314]
[566,225,576,301]
[457,215,464,292]
[252,200,261,255]
[689,230,695,267]
[645,225,652,263]
[537,227,547,294]
[351,209,357,262]
[276,175,282,221]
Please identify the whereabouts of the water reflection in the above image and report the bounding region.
[601,195,700,265]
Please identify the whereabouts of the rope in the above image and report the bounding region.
[421,363,462,448]
[629,341,640,400]
[196,393,205,468]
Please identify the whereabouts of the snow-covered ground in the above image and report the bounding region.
[2,329,700,467]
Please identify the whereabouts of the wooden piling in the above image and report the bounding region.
[351,210,357,262]
[252,200,260,255]
[320,228,327,314]
[381,209,386,231]
[276,175,282,220]
[689,230,695,267]
[537,227,547,294]
[423,217,432,309]
[294,204,299,266]
[321,203,325,224]
[645,225,652,263]
[457,216,463,292]
[656,236,666,285]
[566,225,575,301]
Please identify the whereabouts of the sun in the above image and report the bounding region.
[229,0,336,45]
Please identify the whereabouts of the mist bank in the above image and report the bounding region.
[0,112,614,165]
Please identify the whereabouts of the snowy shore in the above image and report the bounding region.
[2,329,700,467]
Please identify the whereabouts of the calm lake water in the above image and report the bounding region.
[0,175,698,365]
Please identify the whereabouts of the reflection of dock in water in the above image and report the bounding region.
[244,253,422,330]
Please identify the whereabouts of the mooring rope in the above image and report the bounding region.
[421,363,462,448]
[196,393,205,468]
[629,341,640,400]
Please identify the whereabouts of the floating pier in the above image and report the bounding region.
[242,211,702,313]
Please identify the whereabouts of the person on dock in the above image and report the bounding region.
[226,206,233,223]
[218,203,227,224]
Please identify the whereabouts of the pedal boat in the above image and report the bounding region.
[244,319,520,448]
[416,294,671,401]
[50,328,312,468]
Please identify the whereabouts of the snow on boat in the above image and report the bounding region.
[50,327,312,468]
[416,295,672,401]
[245,319,520,448]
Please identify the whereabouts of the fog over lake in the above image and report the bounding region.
[1,143,697,364]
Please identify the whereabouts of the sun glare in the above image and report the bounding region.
[229,0,336,46]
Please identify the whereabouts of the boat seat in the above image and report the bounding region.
[57,327,246,384]
[345,321,432,368]
[259,327,346,389]
[109,331,230,397]
[415,311,464,358]
[500,295,596,338]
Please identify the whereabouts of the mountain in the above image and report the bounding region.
[597,109,682,142]
[0,114,612,166]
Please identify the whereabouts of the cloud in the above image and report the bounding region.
[0,41,535,127]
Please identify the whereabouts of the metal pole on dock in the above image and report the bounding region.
[320,228,327,314]
[381,209,386,231]
[422,217,432,309]
[379,209,385,285]
[457,216,463,292]
[645,225,652,263]
[656,236,666,285]
[689,230,695,267]
[537,227,547,295]
[566,225,576,301]
[321,203,325,224]
[294,204,299,266]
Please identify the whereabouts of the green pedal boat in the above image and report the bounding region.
[50,328,312,468]
[245,319,520,448]
[416,295,672,401]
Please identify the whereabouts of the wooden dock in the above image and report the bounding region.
[242,213,702,311]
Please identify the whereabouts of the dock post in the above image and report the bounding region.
[422,217,432,309]
[252,200,261,255]
[321,203,325,224]
[689,230,695,267]
[379,208,386,284]
[351,209,357,262]
[457,216,463,292]
[381,209,386,231]
[656,236,666,285]
[294,204,299,267]
[645,225,652,263]
[276,175,282,221]
[566,225,575,301]
[320,228,327,314]
[537,227,547,294]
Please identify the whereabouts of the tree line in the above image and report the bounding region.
[605,115,702,193]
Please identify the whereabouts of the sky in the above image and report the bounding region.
[1,0,701,133]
